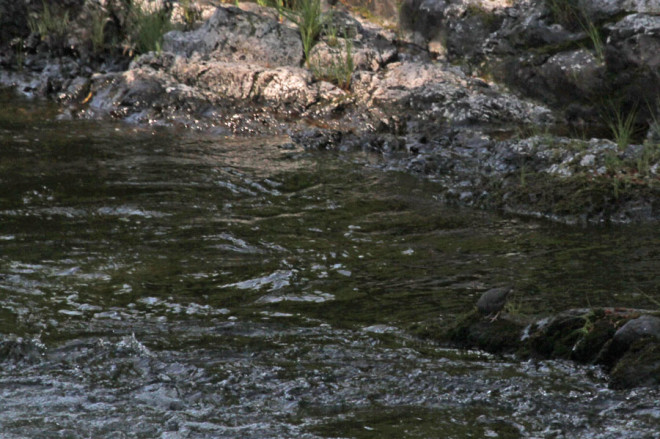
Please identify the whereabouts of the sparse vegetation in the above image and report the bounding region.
[28,1,71,52]
[12,38,25,70]
[584,17,605,62]
[636,141,660,177]
[546,0,606,61]
[180,0,202,30]
[604,151,622,174]
[127,1,173,54]
[25,0,173,56]
[545,0,583,30]
[277,0,333,66]
[89,7,109,54]
[324,21,340,47]
[503,289,525,315]
[546,0,582,31]
[605,104,638,151]
[519,162,528,188]
[310,33,354,90]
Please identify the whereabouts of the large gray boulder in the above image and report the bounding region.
[612,315,660,348]
[163,6,304,68]
[352,61,552,130]
[399,0,660,131]
[605,14,660,98]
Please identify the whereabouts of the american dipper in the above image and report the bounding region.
[476,286,512,321]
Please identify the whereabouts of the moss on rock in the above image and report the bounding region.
[418,307,660,389]
[445,311,526,354]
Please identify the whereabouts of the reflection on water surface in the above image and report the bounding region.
[0,94,659,438]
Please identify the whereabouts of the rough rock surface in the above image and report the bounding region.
[399,0,660,133]
[427,307,660,389]
[0,0,658,223]
[163,6,304,67]
[611,314,660,348]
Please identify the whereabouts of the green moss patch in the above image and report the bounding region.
[493,172,659,223]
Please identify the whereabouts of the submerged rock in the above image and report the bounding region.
[609,340,660,389]
[0,337,44,364]
[424,307,660,388]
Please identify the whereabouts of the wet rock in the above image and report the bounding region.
[446,311,525,353]
[291,128,345,150]
[0,338,44,364]
[595,315,660,387]
[526,308,630,362]
[528,311,593,359]
[601,314,660,365]
[422,307,660,388]
[570,318,619,363]
[609,340,660,389]
[476,286,512,316]
[0,0,657,223]
[58,75,91,103]
[613,314,660,346]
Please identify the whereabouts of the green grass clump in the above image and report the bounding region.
[89,7,109,54]
[27,1,70,52]
[180,0,202,30]
[310,33,354,90]
[605,105,638,151]
[583,17,605,62]
[636,141,660,177]
[128,1,173,54]
[545,0,606,61]
[277,0,333,66]
[12,38,25,71]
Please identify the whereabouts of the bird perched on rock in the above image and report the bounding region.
[476,286,512,321]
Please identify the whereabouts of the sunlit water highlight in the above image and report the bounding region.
[0,94,659,438]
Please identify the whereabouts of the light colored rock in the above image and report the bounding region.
[606,14,660,70]
[613,315,660,348]
[537,49,606,98]
[163,6,304,67]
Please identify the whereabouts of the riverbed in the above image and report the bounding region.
[1,93,659,438]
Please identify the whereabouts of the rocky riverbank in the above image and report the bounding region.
[413,307,660,389]
[0,0,658,223]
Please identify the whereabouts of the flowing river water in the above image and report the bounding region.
[1,93,659,438]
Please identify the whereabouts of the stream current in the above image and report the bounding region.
[0,95,659,438]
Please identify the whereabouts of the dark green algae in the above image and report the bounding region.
[488,168,660,224]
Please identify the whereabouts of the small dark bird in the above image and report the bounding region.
[476,286,512,321]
